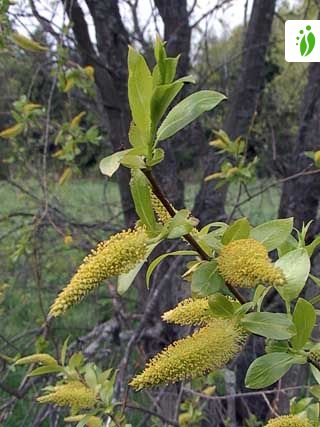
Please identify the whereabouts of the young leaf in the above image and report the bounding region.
[221,217,250,245]
[163,56,179,84]
[151,81,184,127]
[60,337,70,366]
[99,149,132,177]
[250,218,293,252]
[130,169,157,231]
[275,248,310,302]
[156,90,226,142]
[191,261,224,297]
[311,364,320,384]
[146,250,197,288]
[208,293,235,317]
[28,365,63,377]
[166,209,197,239]
[128,46,152,132]
[245,352,295,389]
[290,298,316,350]
[117,243,158,294]
[240,312,296,340]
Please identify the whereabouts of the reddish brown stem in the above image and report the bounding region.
[143,169,246,304]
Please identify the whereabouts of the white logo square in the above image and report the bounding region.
[285,20,320,62]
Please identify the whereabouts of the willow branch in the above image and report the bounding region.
[142,169,246,304]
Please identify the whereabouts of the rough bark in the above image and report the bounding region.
[153,0,191,208]
[64,0,136,226]
[279,61,320,235]
[194,0,276,225]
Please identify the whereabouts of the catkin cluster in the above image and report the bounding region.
[49,226,148,317]
[265,415,311,427]
[130,318,244,389]
[217,238,286,288]
[162,297,213,325]
[37,381,96,408]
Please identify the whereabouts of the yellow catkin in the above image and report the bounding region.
[314,151,320,164]
[162,298,213,325]
[49,227,148,317]
[130,319,244,389]
[0,123,24,138]
[265,415,310,427]
[308,348,320,365]
[37,381,96,408]
[64,415,102,427]
[150,192,172,224]
[16,353,57,366]
[84,65,95,81]
[217,238,286,288]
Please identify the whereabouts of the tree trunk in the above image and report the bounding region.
[279,61,320,235]
[64,0,136,226]
[194,0,276,225]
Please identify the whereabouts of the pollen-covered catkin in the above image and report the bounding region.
[162,298,213,325]
[150,192,172,224]
[37,381,96,408]
[308,348,320,365]
[265,415,311,427]
[49,226,147,317]
[130,319,244,389]
[217,238,286,288]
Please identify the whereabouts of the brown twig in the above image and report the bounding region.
[142,169,246,304]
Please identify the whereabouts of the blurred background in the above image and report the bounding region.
[1,0,320,425]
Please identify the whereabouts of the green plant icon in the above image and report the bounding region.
[296,25,316,57]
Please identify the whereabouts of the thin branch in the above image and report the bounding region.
[142,169,246,304]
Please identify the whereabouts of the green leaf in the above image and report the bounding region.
[265,339,289,354]
[245,352,295,389]
[84,364,97,389]
[60,337,70,366]
[208,293,235,317]
[306,235,320,257]
[128,46,152,132]
[120,153,146,169]
[146,148,164,167]
[130,169,157,231]
[311,364,320,384]
[146,250,197,288]
[151,81,184,127]
[69,352,84,369]
[277,234,298,257]
[241,312,296,340]
[307,403,320,426]
[290,298,316,350]
[250,218,293,252]
[117,243,158,294]
[128,121,148,151]
[118,262,145,295]
[28,365,63,377]
[163,56,179,84]
[221,217,250,245]
[99,149,132,177]
[166,209,197,239]
[191,261,224,297]
[157,90,226,142]
[275,248,310,302]
[310,385,320,400]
